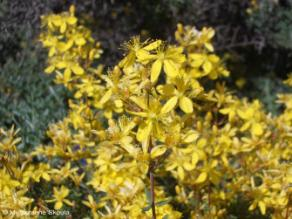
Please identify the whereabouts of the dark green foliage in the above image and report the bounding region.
[246,75,292,115]
[247,1,292,49]
[0,0,68,150]
[246,1,292,76]
[227,195,270,219]
[0,42,68,150]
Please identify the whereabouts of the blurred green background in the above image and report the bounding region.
[1,0,292,149]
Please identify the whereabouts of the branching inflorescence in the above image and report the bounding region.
[0,5,291,219]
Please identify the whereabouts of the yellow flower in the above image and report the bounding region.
[119,36,162,68]
[106,117,139,156]
[237,100,265,136]
[56,58,84,76]
[51,162,78,183]
[99,204,126,219]
[137,44,186,82]
[248,187,269,215]
[42,12,77,33]
[128,96,169,146]
[157,77,202,113]
[194,160,220,185]
[0,169,21,195]
[235,77,247,89]
[175,24,215,52]
[47,186,74,210]
[82,195,104,219]
[284,73,292,86]
[166,146,200,180]
[189,53,219,74]
[32,163,51,182]
[220,101,241,122]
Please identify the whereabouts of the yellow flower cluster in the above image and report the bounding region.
[1,6,291,219]
[39,5,102,89]
[0,127,42,219]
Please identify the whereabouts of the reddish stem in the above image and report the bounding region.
[150,170,156,219]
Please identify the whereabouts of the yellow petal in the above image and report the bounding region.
[192,153,199,166]
[141,137,150,154]
[163,60,178,77]
[67,16,77,25]
[75,37,86,46]
[203,61,212,73]
[88,195,94,204]
[190,69,204,78]
[166,163,177,171]
[121,143,138,156]
[157,84,175,96]
[143,40,162,51]
[52,16,62,26]
[161,96,178,114]
[183,131,199,143]
[209,55,219,63]
[99,89,112,105]
[42,173,51,181]
[177,166,185,180]
[195,172,207,184]
[69,5,75,15]
[205,43,214,52]
[71,64,84,75]
[151,145,167,159]
[114,99,123,108]
[197,138,207,148]
[251,123,263,136]
[55,201,63,210]
[207,28,215,38]
[60,23,66,33]
[119,52,135,68]
[179,96,193,113]
[64,199,74,207]
[151,60,162,82]
[49,47,56,57]
[45,65,55,74]
[4,186,11,195]
[240,122,251,132]
[64,68,71,82]
[183,162,195,171]
[219,108,230,115]
[222,155,229,166]
[58,41,73,52]
[189,53,204,67]
[258,201,266,215]
[56,61,67,69]
[237,108,253,120]
[136,50,156,63]
[249,202,257,211]
[137,122,152,142]
[129,96,148,110]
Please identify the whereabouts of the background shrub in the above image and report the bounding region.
[1,0,292,148]
[0,43,68,149]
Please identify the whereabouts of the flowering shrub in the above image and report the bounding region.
[0,6,291,219]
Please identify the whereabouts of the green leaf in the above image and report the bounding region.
[162,215,169,219]
[144,188,152,204]
[142,204,152,212]
[155,198,172,207]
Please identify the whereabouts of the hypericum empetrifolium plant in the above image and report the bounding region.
[0,5,291,219]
